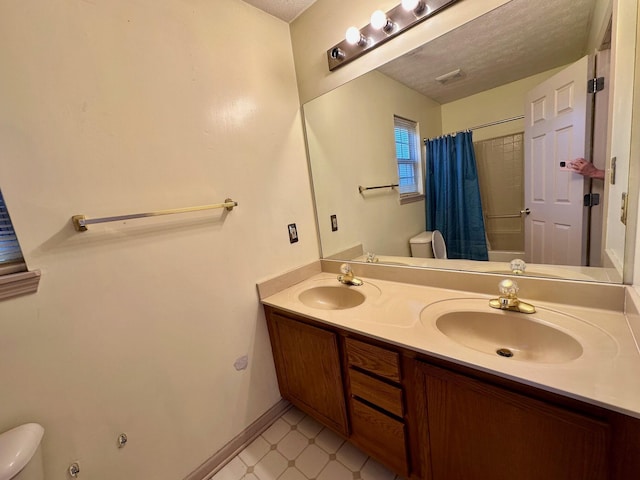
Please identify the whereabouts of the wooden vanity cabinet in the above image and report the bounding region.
[264,306,640,480]
[413,360,640,480]
[265,308,348,436]
[264,307,411,474]
[343,337,410,476]
[415,362,610,480]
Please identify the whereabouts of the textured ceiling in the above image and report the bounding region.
[377,0,601,103]
[244,0,604,103]
[241,0,317,23]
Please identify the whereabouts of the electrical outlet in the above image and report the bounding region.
[330,214,338,231]
[288,223,299,243]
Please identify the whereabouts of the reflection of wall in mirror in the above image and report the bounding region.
[304,70,441,258]
[307,66,567,261]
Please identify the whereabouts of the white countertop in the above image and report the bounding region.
[262,272,640,419]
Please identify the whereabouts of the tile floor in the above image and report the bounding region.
[210,407,406,480]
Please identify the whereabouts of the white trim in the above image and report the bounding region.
[0,269,41,301]
[399,193,425,205]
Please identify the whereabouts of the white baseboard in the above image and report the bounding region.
[184,399,292,480]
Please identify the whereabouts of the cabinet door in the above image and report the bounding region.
[418,363,610,480]
[270,313,348,436]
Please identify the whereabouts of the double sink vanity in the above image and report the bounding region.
[258,261,640,479]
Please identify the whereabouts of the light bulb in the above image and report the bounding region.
[402,0,426,13]
[401,0,420,9]
[370,10,388,30]
[345,26,362,45]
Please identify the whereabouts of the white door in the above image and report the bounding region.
[524,55,591,265]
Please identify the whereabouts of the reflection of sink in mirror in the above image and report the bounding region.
[483,270,565,279]
[481,266,600,281]
[352,255,409,266]
[298,286,366,310]
[420,298,617,363]
[350,252,612,282]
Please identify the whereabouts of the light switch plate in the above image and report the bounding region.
[288,223,298,243]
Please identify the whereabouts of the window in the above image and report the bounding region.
[0,189,39,300]
[0,189,24,270]
[394,116,423,202]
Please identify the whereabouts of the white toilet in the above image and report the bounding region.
[409,230,448,259]
[0,423,45,480]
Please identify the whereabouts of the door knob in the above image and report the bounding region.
[520,208,531,215]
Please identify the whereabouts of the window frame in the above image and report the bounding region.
[393,115,424,204]
[0,189,40,300]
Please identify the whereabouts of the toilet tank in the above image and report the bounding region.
[410,231,435,258]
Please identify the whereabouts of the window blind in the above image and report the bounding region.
[394,116,421,196]
[0,190,24,264]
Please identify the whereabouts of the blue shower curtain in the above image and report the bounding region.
[425,131,489,261]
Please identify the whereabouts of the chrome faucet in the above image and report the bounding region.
[338,263,363,286]
[489,279,535,313]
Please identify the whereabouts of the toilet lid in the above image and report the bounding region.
[432,230,447,259]
[0,423,44,480]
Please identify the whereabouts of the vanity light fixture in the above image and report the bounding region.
[327,0,459,71]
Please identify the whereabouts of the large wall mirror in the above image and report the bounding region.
[303,0,633,283]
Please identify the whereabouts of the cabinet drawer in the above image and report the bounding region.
[350,398,408,476]
[345,337,400,382]
[349,368,403,417]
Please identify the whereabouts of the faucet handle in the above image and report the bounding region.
[340,263,352,275]
[498,278,519,297]
[510,258,526,274]
[365,252,378,263]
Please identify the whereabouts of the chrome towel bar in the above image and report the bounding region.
[358,184,399,194]
[72,198,238,232]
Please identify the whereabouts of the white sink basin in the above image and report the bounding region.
[435,310,583,362]
[420,298,617,363]
[298,286,366,310]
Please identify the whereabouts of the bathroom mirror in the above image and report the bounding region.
[304,0,630,283]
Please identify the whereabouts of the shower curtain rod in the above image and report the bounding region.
[424,115,525,143]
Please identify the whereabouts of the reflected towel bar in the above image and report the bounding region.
[72,198,238,232]
[358,184,399,194]
[486,213,522,219]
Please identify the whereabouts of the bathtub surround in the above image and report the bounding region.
[474,133,525,255]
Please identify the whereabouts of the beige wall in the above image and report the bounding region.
[0,1,318,479]
[587,0,613,54]
[304,71,441,258]
[609,0,638,280]
[290,0,512,104]
[441,67,565,142]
